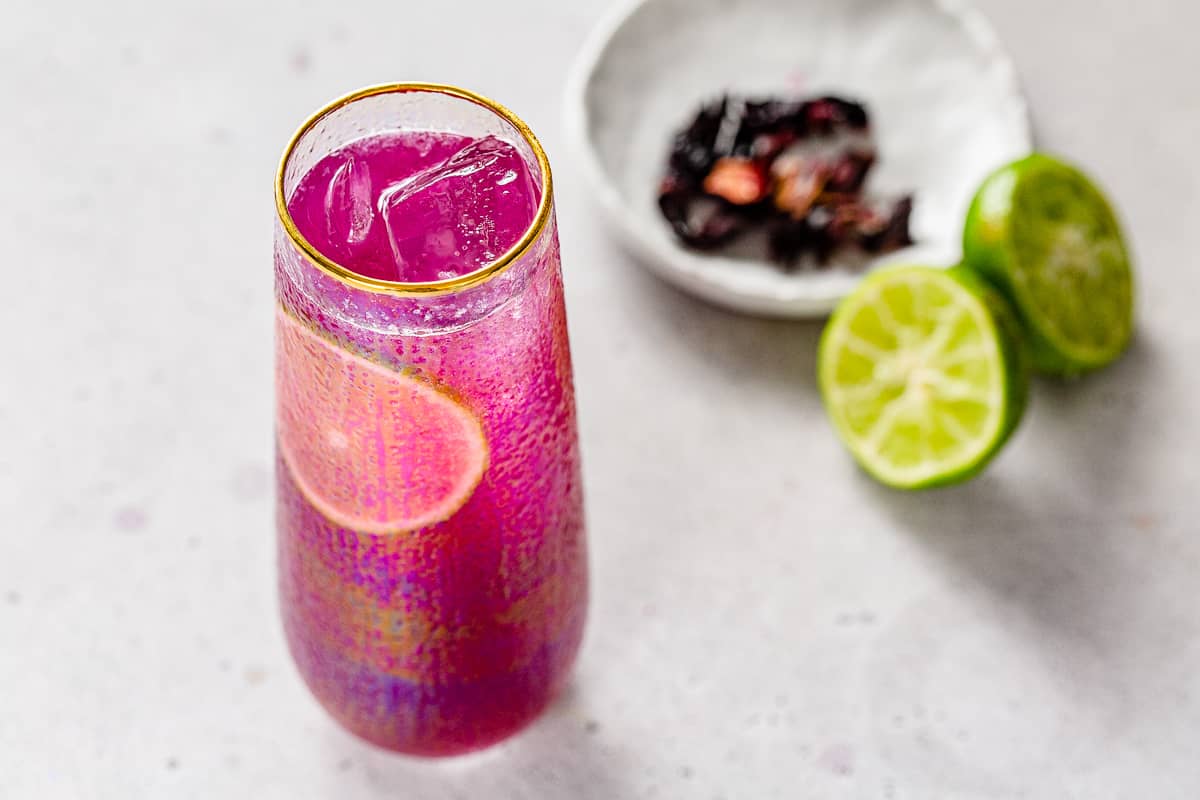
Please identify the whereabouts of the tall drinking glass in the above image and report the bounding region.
[273,85,587,756]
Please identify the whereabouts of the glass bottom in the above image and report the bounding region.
[283,618,584,756]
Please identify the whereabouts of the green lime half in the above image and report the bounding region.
[818,265,1028,490]
[963,153,1134,376]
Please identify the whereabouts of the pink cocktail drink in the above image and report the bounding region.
[273,85,587,756]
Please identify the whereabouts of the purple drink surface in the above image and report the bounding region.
[287,131,540,282]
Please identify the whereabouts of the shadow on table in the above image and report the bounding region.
[865,332,1165,654]
[611,255,1172,668]
[339,681,633,799]
[619,257,827,396]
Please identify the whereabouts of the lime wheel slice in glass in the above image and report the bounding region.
[818,266,1028,490]
[276,308,488,533]
[963,153,1134,376]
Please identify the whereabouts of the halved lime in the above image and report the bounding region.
[963,153,1134,376]
[818,266,1028,490]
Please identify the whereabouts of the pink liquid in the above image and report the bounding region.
[277,130,586,755]
[287,132,540,282]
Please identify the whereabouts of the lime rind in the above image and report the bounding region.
[964,153,1134,376]
[818,265,1026,490]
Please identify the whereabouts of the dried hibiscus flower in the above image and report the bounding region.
[657,93,913,269]
[704,157,771,205]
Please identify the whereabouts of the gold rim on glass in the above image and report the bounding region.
[275,82,554,297]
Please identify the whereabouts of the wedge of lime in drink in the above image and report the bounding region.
[276,308,488,533]
[963,153,1134,376]
[818,266,1028,490]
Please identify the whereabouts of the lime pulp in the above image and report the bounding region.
[963,153,1134,376]
[818,265,1028,489]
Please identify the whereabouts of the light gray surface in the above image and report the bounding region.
[1,0,1198,797]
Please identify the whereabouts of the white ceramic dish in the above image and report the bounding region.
[566,0,1033,317]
